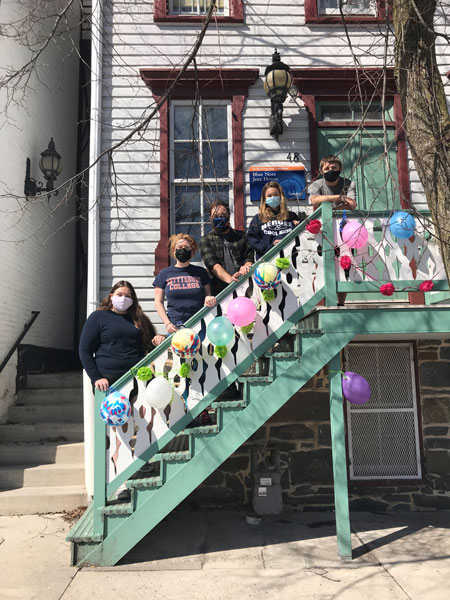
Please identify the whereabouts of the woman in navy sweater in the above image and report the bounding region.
[79,280,165,391]
[248,181,306,260]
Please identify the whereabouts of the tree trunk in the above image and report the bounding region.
[393,0,450,283]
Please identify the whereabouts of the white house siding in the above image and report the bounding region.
[0,1,81,421]
[97,0,449,329]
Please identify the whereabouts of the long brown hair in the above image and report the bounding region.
[99,280,156,352]
[259,181,289,223]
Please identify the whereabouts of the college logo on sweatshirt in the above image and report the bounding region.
[261,219,294,236]
[166,275,202,291]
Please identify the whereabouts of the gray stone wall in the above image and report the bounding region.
[186,339,450,512]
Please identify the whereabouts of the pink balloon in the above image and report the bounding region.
[341,221,369,249]
[227,297,256,327]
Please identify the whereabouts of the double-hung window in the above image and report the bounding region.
[170,101,232,250]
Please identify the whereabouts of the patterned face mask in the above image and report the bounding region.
[213,216,229,231]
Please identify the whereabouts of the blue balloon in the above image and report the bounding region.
[207,317,235,346]
[389,211,416,239]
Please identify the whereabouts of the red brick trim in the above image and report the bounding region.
[304,0,387,24]
[154,0,244,23]
[140,68,259,273]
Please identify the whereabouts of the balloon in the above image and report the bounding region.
[171,328,201,357]
[227,296,257,327]
[207,316,235,346]
[341,221,369,249]
[342,371,371,405]
[254,262,281,290]
[389,211,416,239]
[143,375,172,409]
[100,391,131,426]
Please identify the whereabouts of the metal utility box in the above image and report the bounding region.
[251,446,283,515]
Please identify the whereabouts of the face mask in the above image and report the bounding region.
[175,247,192,262]
[111,295,133,312]
[266,196,281,209]
[213,216,229,231]
[324,169,340,182]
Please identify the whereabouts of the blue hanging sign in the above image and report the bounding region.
[249,165,306,202]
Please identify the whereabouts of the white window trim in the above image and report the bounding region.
[345,343,422,481]
[169,99,234,236]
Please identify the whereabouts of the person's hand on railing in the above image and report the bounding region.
[336,196,356,210]
[204,296,216,308]
[238,263,252,276]
[152,335,166,346]
[165,322,178,334]
[95,378,109,392]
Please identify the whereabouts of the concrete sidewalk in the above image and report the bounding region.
[1,508,449,599]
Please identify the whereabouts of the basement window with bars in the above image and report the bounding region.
[345,343,422,480]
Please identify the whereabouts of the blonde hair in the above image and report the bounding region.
[259,181,289,223]
[168,233,198,257]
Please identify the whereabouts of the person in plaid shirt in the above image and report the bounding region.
[200,201,254,296]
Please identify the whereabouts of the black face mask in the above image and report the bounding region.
[324,169,340,182]
[175,248,191,262]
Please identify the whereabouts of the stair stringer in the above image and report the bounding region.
[76,329,354,567]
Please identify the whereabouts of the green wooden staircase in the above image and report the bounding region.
[68,204,449,566]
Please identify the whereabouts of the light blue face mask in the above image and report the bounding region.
[266,196,281,209]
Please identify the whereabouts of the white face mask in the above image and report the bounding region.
[111,295,133,312]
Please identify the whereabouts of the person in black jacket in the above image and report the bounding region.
[79,280,165,391]
[248,181,306,260]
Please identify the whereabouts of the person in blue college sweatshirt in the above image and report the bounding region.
[247,181,306,260]
[79,280,165,391]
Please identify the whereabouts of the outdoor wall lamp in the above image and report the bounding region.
[264,49,292,140]
[24,138,63,198]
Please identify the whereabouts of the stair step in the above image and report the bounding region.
[17,388,81,405]
[0,485,87,515]
[8,404,83,424]
[26,372,82,390]
[126,476,162,489]
[67,504,96,542]
[0,423,84,443]
[182,424,219,436]
[0,442,84,465]
[264,351,298,358]
[237,375,272,383]
[0,463,84,490]
[158,449,191,462]
[102,502,133,516]
[211,399,247,409]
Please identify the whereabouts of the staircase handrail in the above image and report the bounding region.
[0,311,40,376]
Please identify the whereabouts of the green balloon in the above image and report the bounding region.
[207,317,235,346]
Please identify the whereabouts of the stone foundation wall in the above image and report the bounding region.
[185,339,450,512]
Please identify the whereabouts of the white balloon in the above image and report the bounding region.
[143,376,172,410]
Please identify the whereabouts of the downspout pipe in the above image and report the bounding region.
[83,0,104,499]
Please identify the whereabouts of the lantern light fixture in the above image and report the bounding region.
[264,49,292,140]
[24,138,63,199]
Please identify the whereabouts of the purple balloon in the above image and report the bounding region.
[342,371,371,405]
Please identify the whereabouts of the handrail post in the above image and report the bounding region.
[321,203,338,306]
[328,353,352,560]
[93,388,107,538]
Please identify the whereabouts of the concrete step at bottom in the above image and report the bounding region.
[0,463,85,490]
[17,388,81,405]
[0,442,84,465]
[26,372,82,390]
[8,404,84,424]
[0,485,87,515]
[0,423,84,443]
